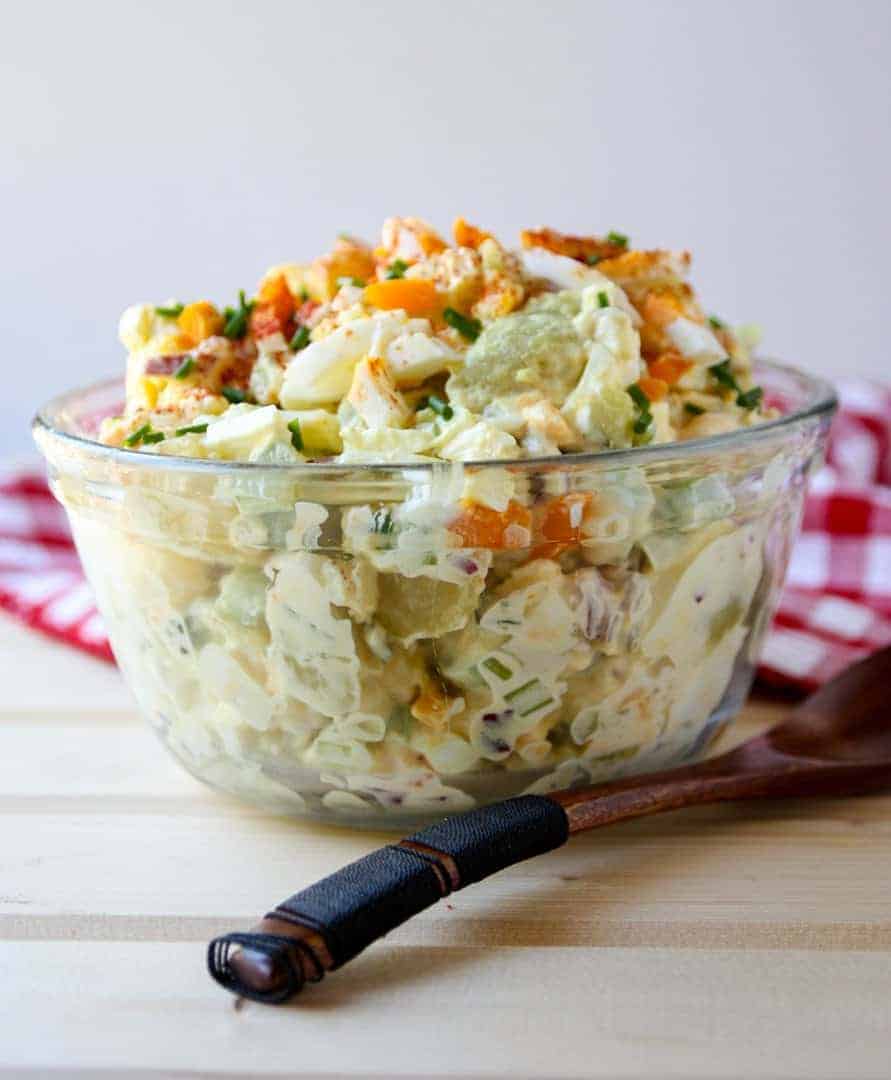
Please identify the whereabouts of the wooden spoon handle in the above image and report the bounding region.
[554,736,891,832]
[208,738,891,1004]
[208,795,569,1004]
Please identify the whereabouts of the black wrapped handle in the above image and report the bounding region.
[208,795,569,1003]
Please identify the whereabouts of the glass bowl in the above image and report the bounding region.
[33,361,835,827]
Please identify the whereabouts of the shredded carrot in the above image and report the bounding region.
[177,301,223,346]
[450,501,532,550]
[364,278,441,318]
[637,376,669,402]
[453,217,491,249]
[647,351,693,386]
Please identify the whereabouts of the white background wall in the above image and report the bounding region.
[4,0,890,458]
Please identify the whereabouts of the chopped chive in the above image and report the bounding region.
[585,253,602,266]
[684,402,706,416]
[597,289,609,309]
[141,431,165,444]
[606,230,629,248]
[289,325,311,352]
[627,383,650,412]
[173,356,195,379]
[443,307,482,342]
[174,423,208,436]
[483,657,513,681]
[421,394,453,420]
[520,696,554,718]
[708,314,725,330]
[505,678,538,702]
[371,509,394,535]
[287,417,304,451]
[736,386,763,410]
[709,358,741,392]
[627,382,653,438]
[155,303,184,318]
[386,259,408,279]
[123,424,151,447]
[222,289,255,339]
[221,386,246,404]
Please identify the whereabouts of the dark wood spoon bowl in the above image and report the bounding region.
[209,646,891,1005]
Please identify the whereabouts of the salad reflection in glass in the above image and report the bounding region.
[34,218,834,824]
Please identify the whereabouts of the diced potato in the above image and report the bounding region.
[282,408,343,454]
[376,573,484,644]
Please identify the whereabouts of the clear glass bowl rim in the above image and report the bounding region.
[33,359,837,477]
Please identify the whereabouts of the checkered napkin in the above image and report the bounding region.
[758,379,891,690]
[4,379,890,691]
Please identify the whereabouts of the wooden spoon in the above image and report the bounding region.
[208,646,891,1005]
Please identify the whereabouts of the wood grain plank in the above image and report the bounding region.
[3,797,891,933]
[3,942,890,1079]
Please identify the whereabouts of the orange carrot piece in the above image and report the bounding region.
[453,217,491,249]
[647,352,693,386]
[177,301,224,346]
[531,492,592,558]
[257,273,296,324]
[363,278,442,318]
[450,501,532,550]
[637,376,669,402]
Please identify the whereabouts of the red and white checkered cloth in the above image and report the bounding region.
[4,379,890,691]
[758,379,891,690]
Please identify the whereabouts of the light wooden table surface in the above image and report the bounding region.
[2,613,890,1080]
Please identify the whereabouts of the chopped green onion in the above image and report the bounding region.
[173,356,195,379]
[123,424,151,447]
[386,259,408,279]
[597,290,609,309]
[627,383,650,412]
[221,386,246,404]
[736,386,763,410]
[627,383,653,438]
[520,696,554,718]
[505,678,538,702]
[443,307,482,342]
[708,314,725,330]
[222,290,255,339]
[420,394,453,420]
[684,402,706,416]
[174,423,208,436]
[585,253,602,266]
[155,303,184,318]
[142,431,165,444]
[708,358,741,392]
[606,230,629,248]
[299,286,309,301]
[483,657,513,681]
[287,417,304,451]
[289,325,311,352]
[371,509,394,535]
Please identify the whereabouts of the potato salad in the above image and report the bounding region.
[73,218,805,823]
